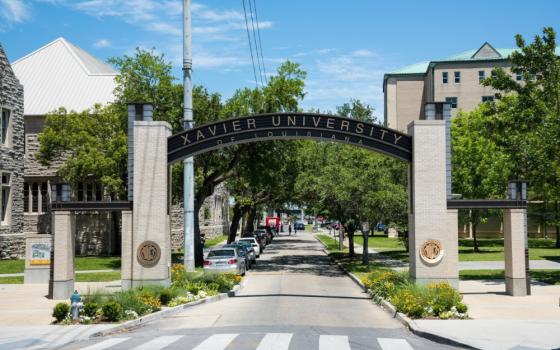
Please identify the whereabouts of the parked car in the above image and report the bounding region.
[294,221,305,231]
[203,248,246,275]
[255,229,272,244]
[245,232,266,251]
[238,237,261,257]
[225,242,256,269]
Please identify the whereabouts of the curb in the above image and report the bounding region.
[91,278,248,338]
[312,234,479,350]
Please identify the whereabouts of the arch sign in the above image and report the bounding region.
[168,113,412,163]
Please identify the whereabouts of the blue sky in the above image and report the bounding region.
[2,0,560,117]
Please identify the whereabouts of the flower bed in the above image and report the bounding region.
[52,264,242,324]
[362,268,468,319]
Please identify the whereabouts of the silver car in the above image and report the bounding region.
[203,248,246,276]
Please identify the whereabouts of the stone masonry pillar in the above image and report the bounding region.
[131,121,172,287]
[52,211,75,299]
[407,119,458,288]
[504,208,528,296]
[121,210,133,289]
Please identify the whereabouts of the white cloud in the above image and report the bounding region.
[93,38,111,48]
[0,0,30,23]
[351,49,377,58]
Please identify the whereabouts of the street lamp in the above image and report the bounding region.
[127,103,154,202]
[507,179,530,295]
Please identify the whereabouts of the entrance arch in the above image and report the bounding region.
[167,113,412,163]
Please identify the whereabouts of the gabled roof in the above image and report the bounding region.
[386,42,560,79]
[12,37,116,115]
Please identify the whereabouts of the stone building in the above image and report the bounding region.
[171,182,230,250]
[0,44,25,259]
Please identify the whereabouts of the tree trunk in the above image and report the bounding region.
[244,206,257,235]
[228,203,243,243]
[555,201,560,248]
[472,223,480,253]
[348,226,355,257]
[362,229,369,264]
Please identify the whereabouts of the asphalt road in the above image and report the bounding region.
[62,232,458,350]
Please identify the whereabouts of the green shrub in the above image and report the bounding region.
[159,289,173,306]
[427,282,463,317]
[113,290,150,316]
[456,302,468,314]
[52,302,70,323]
[83,302,99,318]
[102,301,122,321]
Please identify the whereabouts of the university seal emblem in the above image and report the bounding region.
[137,241,161,267]
[419,239,444,264]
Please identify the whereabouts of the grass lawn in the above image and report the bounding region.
[0,271,122,284]
[205,234,228,248]
[459,269,560,285]
[353,234,409,262]
[316,234,379,279]
[459,238,560,262]
[0,256,121,275]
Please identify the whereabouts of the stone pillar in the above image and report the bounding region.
[24,234,52,284]
[387,227,398,238]
[131,121,172,287]
[504,208,528,296]
[407,120,458,288]
[52,211,75,299]
[121,210,133,289]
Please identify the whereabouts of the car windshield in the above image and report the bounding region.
[207,249,235,258]
[239,239,255,244]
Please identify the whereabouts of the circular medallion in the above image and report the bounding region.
[137,241,161,267]
[419,239,444,264]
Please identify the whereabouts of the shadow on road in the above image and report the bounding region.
[233,293,370,300]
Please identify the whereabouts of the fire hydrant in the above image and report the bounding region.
[70,290,83,322]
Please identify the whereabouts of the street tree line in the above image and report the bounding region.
[37,26,560,269]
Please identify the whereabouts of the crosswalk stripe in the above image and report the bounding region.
[131,335,184,350]
[80,338,131,350]
[378,338,414,350]
[256,333,293,350]
[318,335,351,350]
[192,333,238,350]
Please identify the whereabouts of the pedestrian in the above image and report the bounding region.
[294,224,297,235]
[288,224,292,235]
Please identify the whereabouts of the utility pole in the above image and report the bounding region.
[183,0,195,271]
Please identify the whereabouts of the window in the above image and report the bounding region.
[31,183,39,212]
[1,109,10,146]
[0,172,10,224]
[77,183,84,201]
[478,70,485,83]
[41,183,48,212]
[482,96,494,103]
[24,183,29,212]
[86,183,93,201]
[445,97,458,109]
[442,72,448,84]
[454,71,461,83]
[491,70,497,77]
[516,72,523,81]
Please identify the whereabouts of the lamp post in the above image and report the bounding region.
[183,0,195,271]
[507,179,530,295]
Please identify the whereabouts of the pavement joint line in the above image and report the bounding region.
[311,233,481,350]
[89,277,248,339]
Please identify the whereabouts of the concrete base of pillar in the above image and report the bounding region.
[24,267,50,284]
[413,277,459,290]
[52,279,74,300]
[506,277,528,296]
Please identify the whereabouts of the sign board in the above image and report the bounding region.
[137,241,161,267]
[317,216,324,222]
[29,243,51,265]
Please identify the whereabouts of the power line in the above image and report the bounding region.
[251,0,267,84]
[242,0,259,88]
[247,0,264,86]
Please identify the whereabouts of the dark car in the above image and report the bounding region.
[255,229,272,244]
[223,243,254,269]
[258,225,276,241]
[294,221,305,231]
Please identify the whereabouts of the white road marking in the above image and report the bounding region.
[318,335,351,350]
[80,338,130,350]
[256,333,293,350]
[378,338,414,350]
[192,333,238,350]
[131,335,184,350]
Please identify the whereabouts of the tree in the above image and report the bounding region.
[451,104,512,251]
[483,27,560,247]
